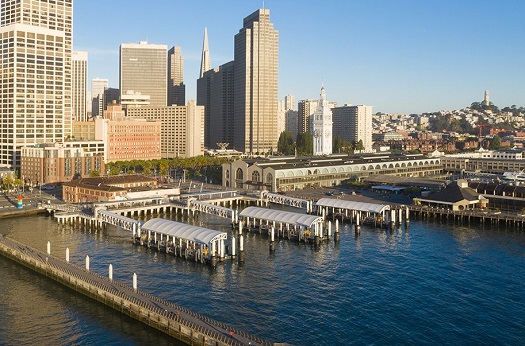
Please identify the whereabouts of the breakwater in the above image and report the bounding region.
[0,234,272,346]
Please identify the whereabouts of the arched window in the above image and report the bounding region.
[226,170,230,179]
[266,173,273,183]
[252,171,260,182]
[236,168,243,180]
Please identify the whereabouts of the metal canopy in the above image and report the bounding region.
[239,206,323,229]
[141,218,227,245]
[316,198,390,214]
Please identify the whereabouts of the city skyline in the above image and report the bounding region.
[74,0,525,114]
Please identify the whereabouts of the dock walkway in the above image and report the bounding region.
[0,234,272,346]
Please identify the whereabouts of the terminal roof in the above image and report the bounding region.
[141,218,227,245]
[316,198,390,214]
[239,206,323,228]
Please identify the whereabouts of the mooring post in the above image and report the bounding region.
[109,264,113,282]
[66,247,69,263]
[85,255,90,271]
[133,273,137,292]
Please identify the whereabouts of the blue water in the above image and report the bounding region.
[1,213,524,345]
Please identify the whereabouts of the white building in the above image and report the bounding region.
[312,86,333,156]
[91,78,108,117]
[0,0,73,169]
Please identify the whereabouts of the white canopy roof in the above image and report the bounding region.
[239,207,323,229]
[141,218,227,245]
[316,198,390,214]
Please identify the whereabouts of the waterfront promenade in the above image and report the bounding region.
[0,234,272,346]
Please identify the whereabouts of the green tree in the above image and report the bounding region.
[89,170,100,177]
[296,132,313,156]
[277,130,295,155]
[333,136,343,153]
[489,135,502,150]
[355,139,365,151]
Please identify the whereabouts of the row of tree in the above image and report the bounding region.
[105,156,232,183]
[277,131,364,155]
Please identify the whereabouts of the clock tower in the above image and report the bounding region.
[312,85,333,155]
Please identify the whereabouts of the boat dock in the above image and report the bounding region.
[0,234,273,346]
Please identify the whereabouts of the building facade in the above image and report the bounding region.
[197,61,235,149]
[222,154,443,192]
[72,51,88,122]
[332,105,373,152]
[168,46,185,106]
[119,41,167,107]
[312,86,333,156]
[94,104,162,163]
[62,175,157,203]
[21,143,105,185]
[127,101,204,158]
[0,0,73,169]
[298,99,318,135]
[233,9,279,154]
[91,78,108,117]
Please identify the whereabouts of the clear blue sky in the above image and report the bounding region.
[74,0,525,114]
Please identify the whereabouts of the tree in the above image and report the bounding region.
[277,131,295,155]
[489,135,501,150]
[89,170,100,177]
[333,136,343,153]
[355,139,365,151]
[296,132,313,156]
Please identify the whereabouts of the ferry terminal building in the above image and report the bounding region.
[222,153,442,192]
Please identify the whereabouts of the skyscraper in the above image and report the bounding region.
[168,46,185,106]
[91,78,108,117]
[234,9,279,154]
[0,0,73,168]
[298,99,318,134]
[200,27,211,78]
[120,41,167,107]
[72,51,88,122]
[285,94,295,111]
[197,62,235,149]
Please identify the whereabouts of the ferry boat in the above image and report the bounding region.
[502,170,525,182]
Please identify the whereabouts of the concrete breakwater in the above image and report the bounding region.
[0,235,273,346]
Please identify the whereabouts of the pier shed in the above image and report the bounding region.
[239,206,325,241]
[139,219,228,262]
[315,198,391,226]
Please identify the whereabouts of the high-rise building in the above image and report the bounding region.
[234,9,279,154]
[200,27,211,78]
[197,61,235,149]
[312,86,333,156]
[285,94,295,111]
[332,104,373,152]
[120,41,167,107]
[168,46,185,106]
[0,0,73,168]
[298,99,318,134]
[72,51,88,122]
[91,78,108,117]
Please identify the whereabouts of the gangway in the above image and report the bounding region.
[95,208,142,233]
[260,191,313,212]
[187,198,238,223]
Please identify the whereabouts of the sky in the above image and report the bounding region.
[74,0,525,114]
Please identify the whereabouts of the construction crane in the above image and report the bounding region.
[477,122,490,147]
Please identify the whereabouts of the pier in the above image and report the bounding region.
[0,234,272,346]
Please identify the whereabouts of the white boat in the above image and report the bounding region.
[502,170,525,181]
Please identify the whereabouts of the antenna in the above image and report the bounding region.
[262,0,265,9]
